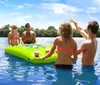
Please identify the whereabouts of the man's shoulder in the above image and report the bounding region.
[31,31,36,35]
[84,40,91,43]
[82,40,91,45]
[22,31,26,34]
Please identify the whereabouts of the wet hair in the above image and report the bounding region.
[25,23,30,28]
[87,21,99,34]
[11,25,17,29]
[58,22,73,38]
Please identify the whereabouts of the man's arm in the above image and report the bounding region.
[77,42,87,54]
[21,32,25,44]
[70,19,89,40]
[32,32,36,43]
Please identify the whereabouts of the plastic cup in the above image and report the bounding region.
[34,52,39,57]
[45,49,50,53]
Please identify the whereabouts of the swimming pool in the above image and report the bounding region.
[0,37,100,85]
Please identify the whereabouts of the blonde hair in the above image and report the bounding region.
[11,25,17,29]
[58,22,72,38]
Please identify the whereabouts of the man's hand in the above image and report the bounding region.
[69,18,75,23]
[69,18,88,39]
[71,55,77,61]
[40,56,46,59]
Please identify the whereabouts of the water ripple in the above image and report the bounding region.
[0,38,100,85]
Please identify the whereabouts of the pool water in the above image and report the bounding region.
[0,37,100,85]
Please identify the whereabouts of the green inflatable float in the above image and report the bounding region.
[5,44,57,64]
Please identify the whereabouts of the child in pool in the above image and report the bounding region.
[41,22,77,70]
[8,25,20,46]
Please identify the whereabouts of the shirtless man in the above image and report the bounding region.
[22,23,36,44]
[70,19,99,66]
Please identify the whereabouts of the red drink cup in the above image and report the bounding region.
[34,52,39,57]
[46,49,50,53]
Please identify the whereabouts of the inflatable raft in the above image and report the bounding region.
[5,44,57,64]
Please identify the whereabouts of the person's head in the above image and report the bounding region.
[87,21,99,34]
[58,22,73,39]
[11,25,17,33]
[25,23,31,31]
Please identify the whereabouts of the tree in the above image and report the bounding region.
[17,27,25,36]
[0,24,100,37]
[46,26,58,37]
[0,24,10,37]
[73,29,82,37]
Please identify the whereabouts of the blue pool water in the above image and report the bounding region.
[0,37,100,85]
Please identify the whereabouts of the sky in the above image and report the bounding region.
[0,0,100,29]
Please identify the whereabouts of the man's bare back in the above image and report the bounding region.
[79,38,98,66]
